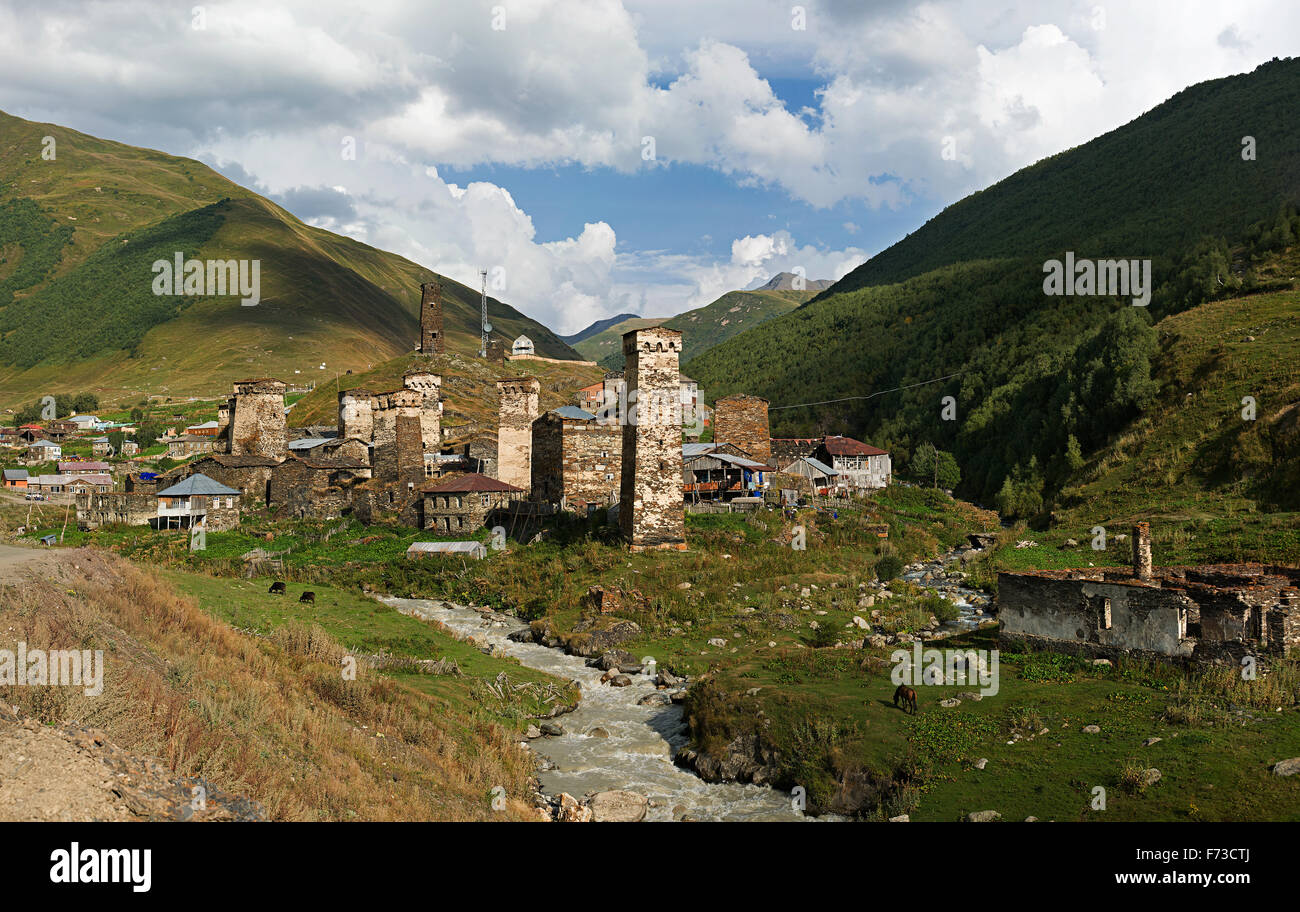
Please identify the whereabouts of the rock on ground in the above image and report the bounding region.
[587,790,647,822]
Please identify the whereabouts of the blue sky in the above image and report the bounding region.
[1,0,1295,333]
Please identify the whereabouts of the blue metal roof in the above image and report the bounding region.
[156,473,242,497]
[553,406,598,420]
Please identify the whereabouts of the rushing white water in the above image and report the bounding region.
[378,596,805,822]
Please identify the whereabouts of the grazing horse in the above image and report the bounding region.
[893,684,918,715]
[299,591,316,605]
[268,581,286,595]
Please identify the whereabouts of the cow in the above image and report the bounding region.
[268,581,286,595]
[299,591,316,605]
[892,684,918,715]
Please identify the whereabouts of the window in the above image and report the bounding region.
[1096,597,1112,630]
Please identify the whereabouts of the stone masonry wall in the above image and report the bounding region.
[532,413,620,508]
[338,388,375,441]
[402,369,443,452]
[229,379,287,460]
[619,327,686,550]
[713,395,771,465]
[497,378,540,492]
[419,281,444,354]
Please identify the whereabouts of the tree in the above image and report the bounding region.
[910,442,961,489]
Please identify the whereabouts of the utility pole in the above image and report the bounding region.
[479,269,490,359]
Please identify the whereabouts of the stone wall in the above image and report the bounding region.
[402,369,443,452]
[618,327,686,551]
[531,412,621,509]
[998,562,1300,663]
[713,395,771,465]
[268,457,368,520]
[422,489,518,533]
[170,456,278,503]
[338,388,375,441]
[76,492,157,530]
[228,379,287,460]
[770,437,820,468]
[419,281,444,354]
[497,378,540,492]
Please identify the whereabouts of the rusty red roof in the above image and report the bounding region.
[421,473,523,494]
[821,435,889,457]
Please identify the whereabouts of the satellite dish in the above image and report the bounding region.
[482,322,493,334]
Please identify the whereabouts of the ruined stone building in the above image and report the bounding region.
[421,473,523,533]
[225,379,287,460]
[419,281,444,355]
[713,395,771,467]
[619,326,686,551]
[496,377,539,493]
[268,455,372,520]
[531,406,621,511]
[998,523,1300,664]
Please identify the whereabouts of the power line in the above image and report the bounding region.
[767,370,965,411]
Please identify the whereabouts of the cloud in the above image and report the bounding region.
[3,0,1299,330]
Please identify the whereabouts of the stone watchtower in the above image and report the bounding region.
[402,368,443,451]
[713,395,771,466]
[496,378,540,492]
[228,378,287,459]
[372,388,424,492]
[338,388,375,441]
[419,281,444,355]
[619,327,686,551]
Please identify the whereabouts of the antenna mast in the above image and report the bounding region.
[479,269,489,358]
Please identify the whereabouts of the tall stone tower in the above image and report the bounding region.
[496,377,540,492]
[419,281,444,355]
[372,388,424,493]
[228,378,287,459]
[402,368,443,451]
[713,395,771,466]
[338,388,375,441]
[619,327,686,551]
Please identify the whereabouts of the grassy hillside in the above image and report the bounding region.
[0,547,562,820]
[689,59,1300,516]
[571,315,664,366]
[574,287,811,370]
[826,56,1300,294]
[560,312,640,345]
[288,350,604,434]
[0,109,582,411]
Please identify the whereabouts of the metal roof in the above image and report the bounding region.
[288,437,333,450]
[156,473,242,497]
[682,442,718,457]
[407,541,487,556]
[553,405,598,420]
[3,468,28,480]
[789,455,838,476]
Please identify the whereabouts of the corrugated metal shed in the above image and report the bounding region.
[406,541,488,559]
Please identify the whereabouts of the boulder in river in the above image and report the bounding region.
[587,790,648,822]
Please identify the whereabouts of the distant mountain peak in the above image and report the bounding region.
[754,272,834,292]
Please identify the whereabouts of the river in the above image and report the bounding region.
[377,595,804,822]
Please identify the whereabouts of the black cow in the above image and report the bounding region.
[299,591,316,605]
[268,582,286,595]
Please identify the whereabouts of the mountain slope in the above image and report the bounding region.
[575,286,813,370]
[823,57,1300,296]
[0,109,582,410]
[688,59,1300,512]
[561,312,641,345]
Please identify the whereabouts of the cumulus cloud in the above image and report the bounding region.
[1,0,1296,330]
